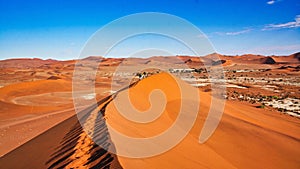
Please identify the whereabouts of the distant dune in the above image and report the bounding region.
[1,52,299,69]
[271,52,300,63]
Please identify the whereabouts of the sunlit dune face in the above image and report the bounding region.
[107,73,183,138]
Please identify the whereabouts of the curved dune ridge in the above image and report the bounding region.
[47,72,300,168]
[0,79,73,119]
[1,72,300,168]
[0,79,72,102]
[106,73,300,168]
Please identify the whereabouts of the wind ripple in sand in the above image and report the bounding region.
[45,96,121,169]
[46,82,139,169]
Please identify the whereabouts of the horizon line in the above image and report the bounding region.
[1,52,299,61]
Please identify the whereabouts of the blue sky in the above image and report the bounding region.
[0,0,299,60]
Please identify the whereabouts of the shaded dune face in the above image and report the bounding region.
[45,96,123,169]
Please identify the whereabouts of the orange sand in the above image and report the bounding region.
[105,73,300,169]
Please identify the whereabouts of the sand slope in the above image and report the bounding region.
[106,73,300,169]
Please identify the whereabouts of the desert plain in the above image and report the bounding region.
[0,53,300,169]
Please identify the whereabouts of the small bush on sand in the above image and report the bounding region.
[256,104,265,108]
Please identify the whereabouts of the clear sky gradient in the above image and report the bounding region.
[0,0,299,60]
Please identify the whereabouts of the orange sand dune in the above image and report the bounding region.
[0,79,72,102]
[271,52,300,63]
[0,58,59,68]
[106,73,300,169]
[205,53,295,65]
[0,79,75,122]
[0,78,76,156]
